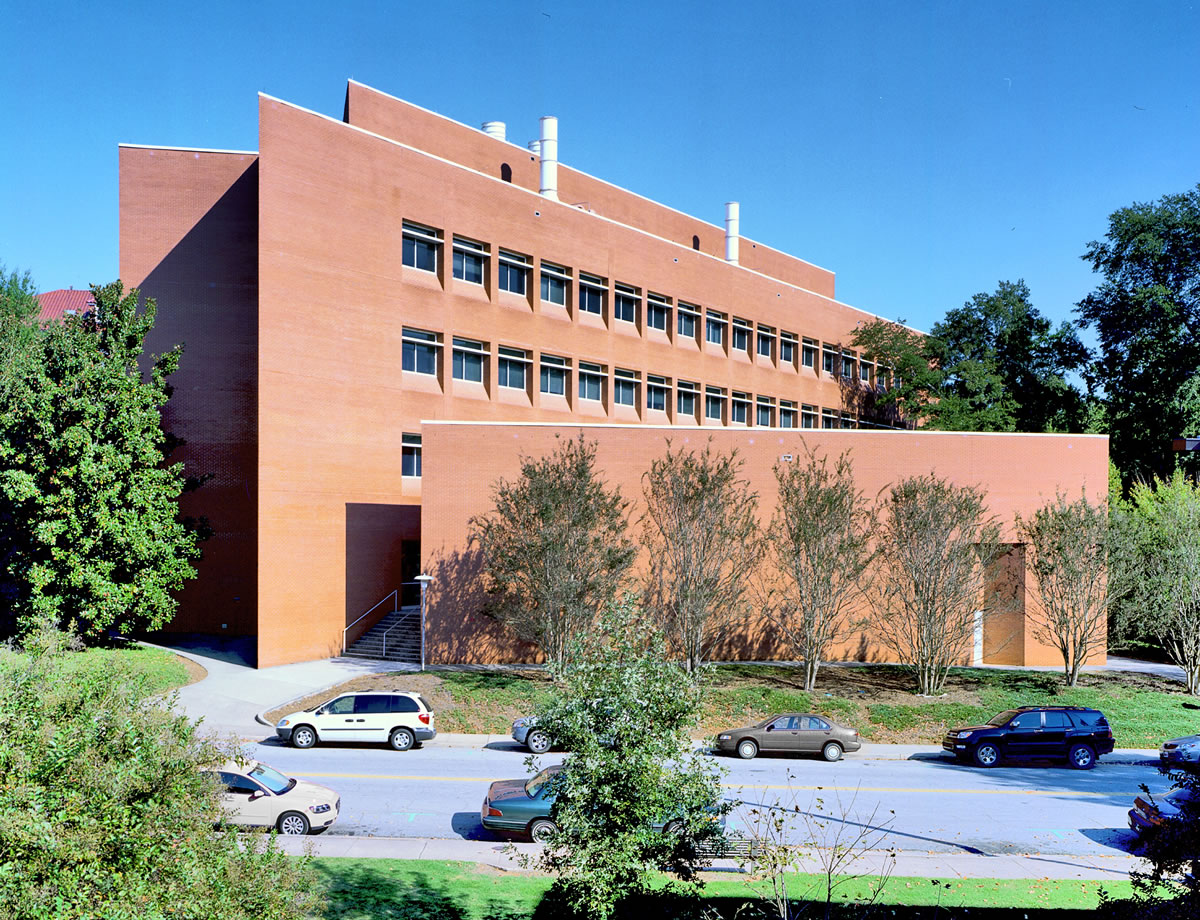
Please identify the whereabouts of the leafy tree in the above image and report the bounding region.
[761,449,875,690]
[640,441,761,673]
[0,265,40,404]
[0,629,323,919]
[1077,184,1200,487]
[531,599,727,919]
[0,281,201,640]
[470,434,635,669]
[870,475,1003,695]
[848,320,936,428]
[1015,491,1110,687]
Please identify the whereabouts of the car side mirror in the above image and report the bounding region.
[249,790,266,801]
[765,725,774,732]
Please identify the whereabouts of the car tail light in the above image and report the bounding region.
[486,806,503,817]
[419,712,431,725]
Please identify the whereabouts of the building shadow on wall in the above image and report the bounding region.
[345,503,421,637]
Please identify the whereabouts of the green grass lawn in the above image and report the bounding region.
[314,858,1137,919]
[0,642,194,695]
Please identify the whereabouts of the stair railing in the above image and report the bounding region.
[343,589,397,655]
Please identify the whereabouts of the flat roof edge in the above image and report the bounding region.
[119,143,259,155]
[417,420,1108,439]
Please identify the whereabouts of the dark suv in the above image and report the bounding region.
[942,706,1114,769]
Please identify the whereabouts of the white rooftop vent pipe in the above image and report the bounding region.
[539,116,558,201]
[725,201,740,264]
[481,121,506,141]
[528,140,541,155]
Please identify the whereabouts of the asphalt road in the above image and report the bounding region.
[244,737,1166,858]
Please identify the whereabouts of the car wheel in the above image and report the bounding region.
[527,729,552,755]
[389,727,415,752]
[529,818,557,843]
[277,811,310,836]
[822,741,843,762]
[291,725,316,749]
[737,739,758,760]
[1069,743,1096,770]
[973,743,1000,767]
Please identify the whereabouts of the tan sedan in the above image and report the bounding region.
[716,713,862,761]
[209,760,340,835]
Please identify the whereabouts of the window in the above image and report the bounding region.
[647,293,670,331]
[677,302,699,338]
[780,400,797,429]
[841,412,856,429]
[706,310,726,346]
[497,249,529,295]
[757,396,775,428]
[801,404,817,429]
[401,433,422,477]
[451,236,486,284]
[821,408,838,429]
[401,327,439,375]
[705,387,726,421]
[732,317,751,353]
[822,345,837,375]
[614,368,638,406]
[841,351,856,380]
[801,337,816,368]
[647,374,669,411]
[540,354,568,396]
[451,337,486,382]
[579,273,605,315]
[860,359,873,384]
[877,367,892,390]
[757,325,775,359]
[614,283,638,324]
[676,380,698,417]
[578,361,604,402]
[731,391,750,424]
[540,261,569,306]
[402,221,441,273]
[497,346,529,389]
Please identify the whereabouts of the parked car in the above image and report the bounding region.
[1128,785,1199,834]
[942,706,1114,769]
[275,690,436,751]
[1160,734,1200,768]
[512,716,554,754]
[480,764,723,842]
[208,759,339,835]
[715,713,862,761]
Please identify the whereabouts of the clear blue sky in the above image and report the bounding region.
[3,0,1197,334]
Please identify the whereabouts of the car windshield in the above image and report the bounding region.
[988,710,1019,727]
[524,768,558,798]
[249,762,295,795]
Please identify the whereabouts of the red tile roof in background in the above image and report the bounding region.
[36,289,95,322]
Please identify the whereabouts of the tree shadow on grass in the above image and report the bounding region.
[316,863,531,920]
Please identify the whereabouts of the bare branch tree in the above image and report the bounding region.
[469,434,635,669]
[761,448,875,690]
[871,474,1003,696]
[640,441,760,673]
[1016,491,1109,687]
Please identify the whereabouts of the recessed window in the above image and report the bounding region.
[452,236,486,284]
[780,400,798,429]
[540,261,570,306]
[841,412,856,429]
[614,283,638,324]
[822,345,837,375]
[402,221,441,273]
[540,354,568,396]
[706,311,726,346]
[732,318,751,353]
[647,293,670,331]
[877,367,892,390]
[677,302,699,339]
[401,433,422,477]
[647,374,669,411]
[757,396,775,428]
[800,337,816,369]
[451,337,486,382]
[578,361,605,402]
[757,325,775,359]
[677,380,698,417]
[579,273,605,315]
[401,327,440,375]
[860,360,873,385]
[614,368,638,407]
[841,351,856,380]
[731,391,750,424]
[801,404,817,429]
[705,386,726,422]
[498,250,529,296]
[821,408,838,429]
[498,346,530,389]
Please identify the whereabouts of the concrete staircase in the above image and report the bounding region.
[344,606,422,663]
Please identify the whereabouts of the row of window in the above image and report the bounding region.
[401,220,892,387]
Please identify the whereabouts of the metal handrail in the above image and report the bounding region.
[382,610,418,659]
[343,589,397,654]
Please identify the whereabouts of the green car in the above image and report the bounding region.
[480,765,720,842]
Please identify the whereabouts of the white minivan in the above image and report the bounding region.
[275,690,436,751]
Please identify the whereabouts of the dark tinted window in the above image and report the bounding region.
[1009,712,1041,730]
[988,710,1019,726]
[417,695,434,713]
[355,694,393,715]
[219,772,262,796]
[1043,711,1070,729]
[1068,709,1108,728]
[390,695,420,713]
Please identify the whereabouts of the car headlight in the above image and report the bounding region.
[277,719,290,727]
[309,804,331,814]
[718,734,732,741]
[957,731,973,740]
[514,717,530,728]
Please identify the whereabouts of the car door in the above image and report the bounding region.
[1038,710,1070,757]
[1001,710,1042,757]
[760,715,799,752]
[315,694,363,741]
[355,693,395,743]
[797,715,833,754]
[217,771,277,828]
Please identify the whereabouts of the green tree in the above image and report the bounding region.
[640,441,761,673]
[0,265,41,404]
[470,434,636,669]
[0,629,323,919]
[0,281,201,640]
[848,319,936,428]
[1077,184,1200,487]
[531,600,727,919]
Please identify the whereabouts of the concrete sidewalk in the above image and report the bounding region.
[270,833,1146,881]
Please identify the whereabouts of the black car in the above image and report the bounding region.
[942,706,1114,769]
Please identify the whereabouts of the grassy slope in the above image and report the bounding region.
[0,643,194,694]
